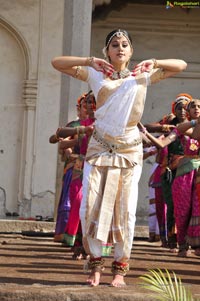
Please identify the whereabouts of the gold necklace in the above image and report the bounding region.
[110,68,131,80]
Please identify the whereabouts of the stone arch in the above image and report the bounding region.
[0,16,30,78]
[0,16,33,216]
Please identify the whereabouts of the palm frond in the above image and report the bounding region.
[139,268,195,301]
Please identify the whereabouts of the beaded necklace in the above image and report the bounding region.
[110,68,131,80]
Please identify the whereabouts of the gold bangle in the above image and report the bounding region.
[152,58,158,69]
[86,56,95,67]
[76,126,85,136]
[73,66,81,78]
[162,124,170,132]
[79,126,85,134]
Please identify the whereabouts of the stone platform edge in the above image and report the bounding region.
[0,284,154,301]
[0,220,148,237]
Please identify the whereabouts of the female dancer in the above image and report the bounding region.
[62,92,96,259]
[145,93,192,251]
[142,98,200,257]
[52,29,187,286]
[50,94,88,242]
[161,94,192,251]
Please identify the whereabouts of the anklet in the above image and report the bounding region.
[111,261,129,276]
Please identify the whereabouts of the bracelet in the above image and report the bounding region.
[152,58,158,69]
[162,124,170,132]
[190,119,197,127]
[86,56,95,67]
[76,126,85,135]
[141,126,147,134]
[73,66,81,78]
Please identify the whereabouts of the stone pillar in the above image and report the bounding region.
[18,79,37,217]
[60,0,93,125]
[53,0,93,218]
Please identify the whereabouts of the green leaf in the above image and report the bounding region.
[139,269,194,301]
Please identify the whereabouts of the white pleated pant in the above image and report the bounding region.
[80,161,142,262]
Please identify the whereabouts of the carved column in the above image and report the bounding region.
[18,79,37,216]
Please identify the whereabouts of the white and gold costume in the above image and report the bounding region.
[80,67,164,262]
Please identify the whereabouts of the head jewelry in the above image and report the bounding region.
[76,93,87,108]
[186,98,200,111]
[102,29,133,58]
[171,93,192,114]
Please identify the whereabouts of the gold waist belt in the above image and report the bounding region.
[92,129,142,154]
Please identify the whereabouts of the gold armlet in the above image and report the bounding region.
[73,66,82,78]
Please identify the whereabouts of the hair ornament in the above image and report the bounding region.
[102,47,107,58]
[103,29,132,58]
[186,98,200,111]
[115,30,124,38]
[76,93,87,107]
[175,96,191,103]
[171,93,193,114]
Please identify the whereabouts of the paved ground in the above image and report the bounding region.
[0,233,200,301]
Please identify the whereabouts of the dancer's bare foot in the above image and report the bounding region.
[87,270,101,286]
[111,274,126,287]
[86,257,104,286]
[169,248,178,253]
[177,249,190,257]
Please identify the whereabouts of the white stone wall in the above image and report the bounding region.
[0,0,65,218]
[0,0,93,219]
